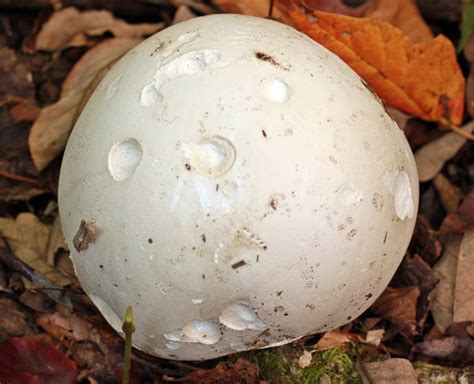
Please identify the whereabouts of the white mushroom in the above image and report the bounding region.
[58,14,419,361]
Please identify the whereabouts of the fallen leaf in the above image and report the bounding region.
[172,5,196,24]
[393,253,438,297]
[36,307,100,344]
[371,286,420,337]
[0,47,35,104]
[297,349,313,368]
[460,191,474,224]
[0,106,45,202]
[171,358,260,383]
[464,34,474,117]
[413,336,474,363]
[315,328,361,351]
[454,229,474,323]
[214,0,284,18]
[9,101,40,122]
[357,358,417,384]
[35,6,163,52]
[277,2,465,125]
[218,0,433,43]
[0,213,71,286]
[29,38,140,171]
[415,122,473,182]
[45,214,68,266]
[364,329,385,347]
[286,0,433,42]
[19,290,55,312]
[410,215,442,265]
[0,337,78,383]
[433,174,462,213]
[0,298,36,341]
[431,234,462,332]
[445,321,473,339]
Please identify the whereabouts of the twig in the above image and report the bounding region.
[439,118,474,140]
[0,246,72,309]
[268,0,274,18]
[0,169,40,185]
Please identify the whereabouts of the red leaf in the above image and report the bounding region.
[0,337,78,384]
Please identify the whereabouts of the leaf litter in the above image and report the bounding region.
[0,0,474,383]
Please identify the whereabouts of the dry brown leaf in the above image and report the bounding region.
[315,328,361,351]
[0,297,37,339]
[415,122,473,182]
[431,234,462,332]
[45,214,68,266]
[0,213,71,286]
[172,358,260,383]
[35,7,163,52]
[172,5,196,24]
[357,358,417,384]
[215,0,284,19]
[454,229,474,323]
[433,174,462,213]
[29,38,140,171]
[277,2,465,125]
[217,0,433,43]
[297,349,313,368]
[0,47,35,104]
[465,34,474,118]
[36,307,100,344]
[363,328,385,347]
[371,286,420,337]
[284,0,433,42]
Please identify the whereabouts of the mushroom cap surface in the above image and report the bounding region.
[58,14,419,361]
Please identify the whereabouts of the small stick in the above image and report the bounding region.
[122,306,136,384]
[0,246,72,309]
[268,0,274,18]
[0,170,40,185]
[439,117,474,140]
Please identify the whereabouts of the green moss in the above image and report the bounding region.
[250,345,362,384]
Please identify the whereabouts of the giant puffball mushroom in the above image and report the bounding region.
[58,14,419,361]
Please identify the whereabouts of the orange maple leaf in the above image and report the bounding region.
[277,1,465,126]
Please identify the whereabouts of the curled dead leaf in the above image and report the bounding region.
[29,38,141,171]
[432,234,462,332]
[414,122,473,182]
[35,7,163,52]
[277,1,465,125]
[453,229,474,324]
[315,328,361,351]
[371,286,420,337]
[0,213,71,286]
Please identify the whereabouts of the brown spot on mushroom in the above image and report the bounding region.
[201,234,206,243]
[148,238,153,244]
[262,129,267,138]
[231,260,247,269]
[346,228,357,240]
[269,198,277,210]
[185,163,191,171]
[255,52,289,70]
[365,293,373,300]
[383,231,388,244]
[73,220,99,252]
[372,192,384,211]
